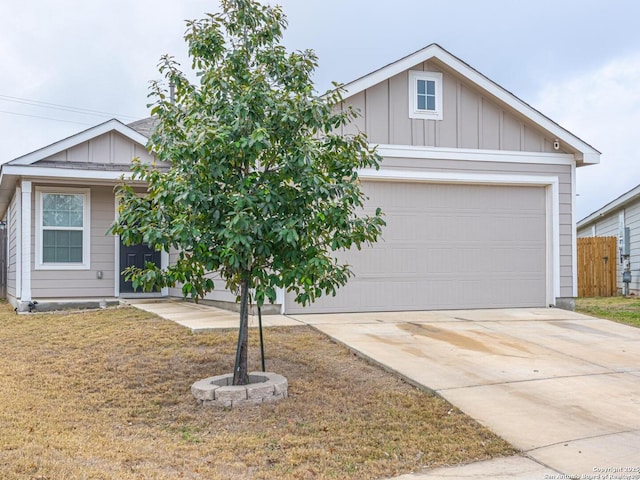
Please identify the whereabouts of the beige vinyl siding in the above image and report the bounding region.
[341,59,564,154]
[202,275,238,303]
[6,193,18,298]
[30,185,116,298]
[167,248,239,304]
[168,269,238,304]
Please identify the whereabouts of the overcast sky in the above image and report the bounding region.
[1,0,639,219]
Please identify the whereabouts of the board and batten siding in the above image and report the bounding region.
[42,131,155,166]
[341,59,565,154]
[29,185,116,298]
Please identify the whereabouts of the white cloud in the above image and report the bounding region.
[533,52,640,220]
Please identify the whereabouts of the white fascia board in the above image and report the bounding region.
[341,44,600,162]
[376,144,575,165]
[9,119,149,166]
[15,186,22,299]
[20,181,32,302]
[571,162,578,297]
[342,44,442,98]
[577,183,640,228]
[1,165,136,182]
[358,168,559,188]
[550,181,561,303]
[579,152,600,165]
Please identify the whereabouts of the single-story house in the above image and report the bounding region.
[0,44,600,313]
[577,184,640,295]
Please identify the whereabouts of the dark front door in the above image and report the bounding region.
[119,240,162,293]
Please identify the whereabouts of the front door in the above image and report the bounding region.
[119,240,162,293]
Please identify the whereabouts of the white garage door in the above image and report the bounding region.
[285,182,547,314]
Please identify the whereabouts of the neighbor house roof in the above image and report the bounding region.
[578,183,640,228]
[128,117,158,138]
[341,43,600,165]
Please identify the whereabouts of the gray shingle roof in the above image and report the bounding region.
[127,117,157,138]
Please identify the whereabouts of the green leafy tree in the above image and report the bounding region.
[110,0,384,385]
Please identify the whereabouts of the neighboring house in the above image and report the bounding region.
[577,184,640,296]
[0,44,600,313]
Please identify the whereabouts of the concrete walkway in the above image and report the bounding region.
[128,300,640,479]
[126,298,301,331]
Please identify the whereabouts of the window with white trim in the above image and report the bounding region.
[408,71,443,120]
[35,187,90,270]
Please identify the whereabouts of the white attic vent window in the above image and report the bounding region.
[408,71,443,120]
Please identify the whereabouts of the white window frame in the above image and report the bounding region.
[35,187,91,270]
[408,70,443,120]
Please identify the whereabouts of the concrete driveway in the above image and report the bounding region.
[130,300,640,478]
[289,308,640,478]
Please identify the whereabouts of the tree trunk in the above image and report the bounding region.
[232,276,250,385]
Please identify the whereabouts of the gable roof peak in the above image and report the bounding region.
[340,44,600,164]
[7,118,149,166]
[341,43,455,99]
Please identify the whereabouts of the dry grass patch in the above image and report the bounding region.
[0,303,514,479]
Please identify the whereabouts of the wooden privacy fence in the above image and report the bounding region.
[577,236,617,297]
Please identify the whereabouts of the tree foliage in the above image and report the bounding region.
[110,0,385,384]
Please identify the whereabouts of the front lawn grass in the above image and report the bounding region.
[0,303,514,479]
[575,296,640,328]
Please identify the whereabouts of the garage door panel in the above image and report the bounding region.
[500,247,546,272]
[392,248,418,273]
[385,214,420,241]
[423,248,455,273]
[285,182,547,314]
[347,247,386,273]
